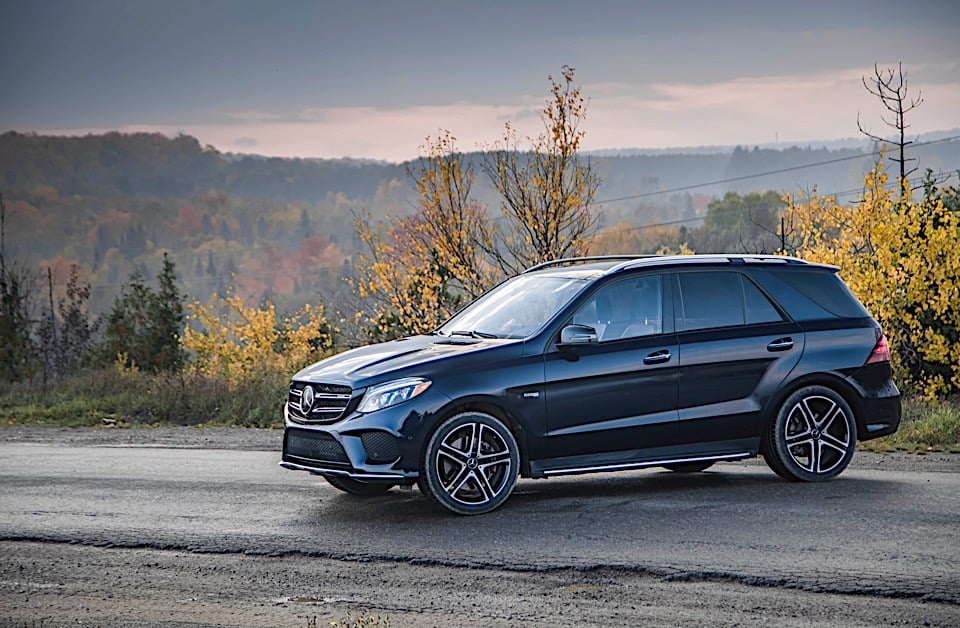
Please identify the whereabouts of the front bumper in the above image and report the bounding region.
[278,389,452,482]
[280,424,418,481]
[278,460,416,481]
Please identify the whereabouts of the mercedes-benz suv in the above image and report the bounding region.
[280,255,901,515]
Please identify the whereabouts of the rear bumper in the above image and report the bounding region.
[857,394,902,441]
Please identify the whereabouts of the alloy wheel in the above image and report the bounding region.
[783,395,852,474]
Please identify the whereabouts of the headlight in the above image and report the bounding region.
[357,377,432,413]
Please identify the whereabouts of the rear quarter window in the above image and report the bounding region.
[750,269,870,320]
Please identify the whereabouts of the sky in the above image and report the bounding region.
[1,0,958,162]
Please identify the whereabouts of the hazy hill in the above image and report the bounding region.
[1,130,957,315]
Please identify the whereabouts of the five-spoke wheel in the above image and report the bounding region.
[419,412,519,515]
[764,385,856,481]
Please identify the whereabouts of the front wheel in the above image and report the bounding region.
[324,475,395,496]
[418,412,520,515]
[764,385,856,481]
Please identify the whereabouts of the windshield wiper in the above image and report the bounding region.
[449,330,498,339]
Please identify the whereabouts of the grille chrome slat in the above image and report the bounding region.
[288,381,352,424]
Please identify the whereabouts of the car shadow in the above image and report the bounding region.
[297,465,907,527]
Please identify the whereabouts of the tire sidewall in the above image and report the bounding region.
[421,411,520,515]
[771,385,856,482]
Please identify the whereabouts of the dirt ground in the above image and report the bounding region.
[2,540,959,628]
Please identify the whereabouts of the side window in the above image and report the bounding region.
[743,276,784,324]
[677,272,744,330]
[573,275,662,341]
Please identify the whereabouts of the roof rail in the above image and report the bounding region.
[726,254,809,265]
[523,255,658,274]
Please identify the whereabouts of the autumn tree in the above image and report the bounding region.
[784,155,960,397]
[352,67,599,340]
[183,295,336,380]
[406,131,496,301]
[588,223,683,256]
[481,65,600,274]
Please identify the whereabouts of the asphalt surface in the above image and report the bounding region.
[1,427,958,626]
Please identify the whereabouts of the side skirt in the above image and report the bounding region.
[528,439,759,479]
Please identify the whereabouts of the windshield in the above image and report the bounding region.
[438,274,588,339]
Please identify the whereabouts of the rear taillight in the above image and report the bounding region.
[865,335,891,364]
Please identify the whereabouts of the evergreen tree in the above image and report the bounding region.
[100,253,184,371]
[0,192,35,382]
[0,262,35,382]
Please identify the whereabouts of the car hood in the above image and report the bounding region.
[291,335,520,388]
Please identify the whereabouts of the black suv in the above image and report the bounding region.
[281,255,901,515]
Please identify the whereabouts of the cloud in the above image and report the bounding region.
[582,65,960,150]
[35,66,960,161]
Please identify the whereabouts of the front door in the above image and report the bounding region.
[543,274,679,460]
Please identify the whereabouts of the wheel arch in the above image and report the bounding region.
[760,373,866,452]
[419,398,532,476]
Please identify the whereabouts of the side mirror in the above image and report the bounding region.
[560,324,598,345]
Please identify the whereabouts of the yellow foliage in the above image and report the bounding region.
[353,69,600,341]
[785,157,960,398]
[182,295,336,380]
[351,131,500,340]
[588,223,683,255]
[483,66,599,274]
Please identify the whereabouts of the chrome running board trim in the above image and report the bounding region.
[541,452,751,477]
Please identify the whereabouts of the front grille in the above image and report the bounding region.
[360,431,401,464]
[285,429,349,464]
[288,381,352,424]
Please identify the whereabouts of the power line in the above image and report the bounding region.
[593,134,960,206]
[615,168,959,234]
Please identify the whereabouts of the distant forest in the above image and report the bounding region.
[2,130,957,315]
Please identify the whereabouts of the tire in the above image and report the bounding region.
[418,411,520,516]
[324,475,395,496]
[763,385,856,482]
[662,461,715,473]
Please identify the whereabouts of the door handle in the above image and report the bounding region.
[767,337,794,352]
[643,349,672,364]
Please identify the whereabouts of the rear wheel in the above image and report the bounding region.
[324,475,395,496]
[764,385,856,481]
[662,461,715,473]
[419,411,519,516]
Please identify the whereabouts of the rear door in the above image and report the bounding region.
[672,270,803,448]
